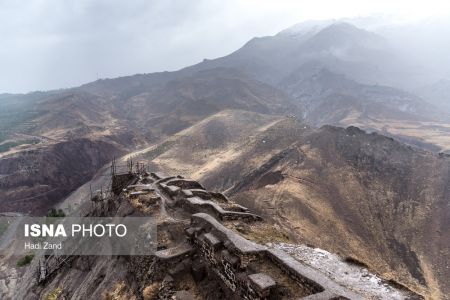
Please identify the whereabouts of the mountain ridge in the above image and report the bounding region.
[1,19,450,298]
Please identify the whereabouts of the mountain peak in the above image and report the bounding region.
[275,20,386,54]
[277,20,365,37]
[277,19,336,38]
[315,21,382,41]
[320,21,362,33]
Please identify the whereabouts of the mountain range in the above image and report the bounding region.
[1,20,449,298]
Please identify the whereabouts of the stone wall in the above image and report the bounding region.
[185,213,361,299]
[157,178,262,222]
[124,172,373,299]
[112,173,137,195]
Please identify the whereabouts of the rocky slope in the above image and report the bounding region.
[0,138,123,214]
[11,169,420,300]
[2,21,449,217]
[1,19,450,299]
[183,22,450,152]
[129,109,450,299]
[5,108,448,297]
[185,22,397,86]
[0,68,298,214]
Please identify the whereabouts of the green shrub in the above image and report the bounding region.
[16,254,34,267]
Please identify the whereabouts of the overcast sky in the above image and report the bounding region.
[1,0,449,93]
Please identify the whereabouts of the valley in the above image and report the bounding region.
[1,19,449,299]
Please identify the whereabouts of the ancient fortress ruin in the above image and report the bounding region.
[31,165,419,300]
[110,169,361,300]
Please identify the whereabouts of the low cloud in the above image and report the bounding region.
[1,0,449,93]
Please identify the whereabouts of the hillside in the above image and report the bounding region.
[0,69,299,214]
[1,21,449,175]
[1,19,450,299]
[183,22,450,152]
[10,167,421,300]
[128,109,450,298]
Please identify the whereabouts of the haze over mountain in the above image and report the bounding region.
[1,18,450,299]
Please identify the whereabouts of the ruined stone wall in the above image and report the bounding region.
[123,172,367,299]
[157,178,261,222]
[112,173,137,195]
[186,213,364,299]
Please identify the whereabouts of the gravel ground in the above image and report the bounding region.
[271,243,417,300]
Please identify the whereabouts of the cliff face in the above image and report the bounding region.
[0,138,122,214]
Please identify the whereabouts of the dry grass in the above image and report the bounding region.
[43,287,62,300]
[230,221,291,244]
[130,196,159,214]
[125,110,285,179]
[340,117,450,152]
[102,281,136,300]
[142,283,160,300]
